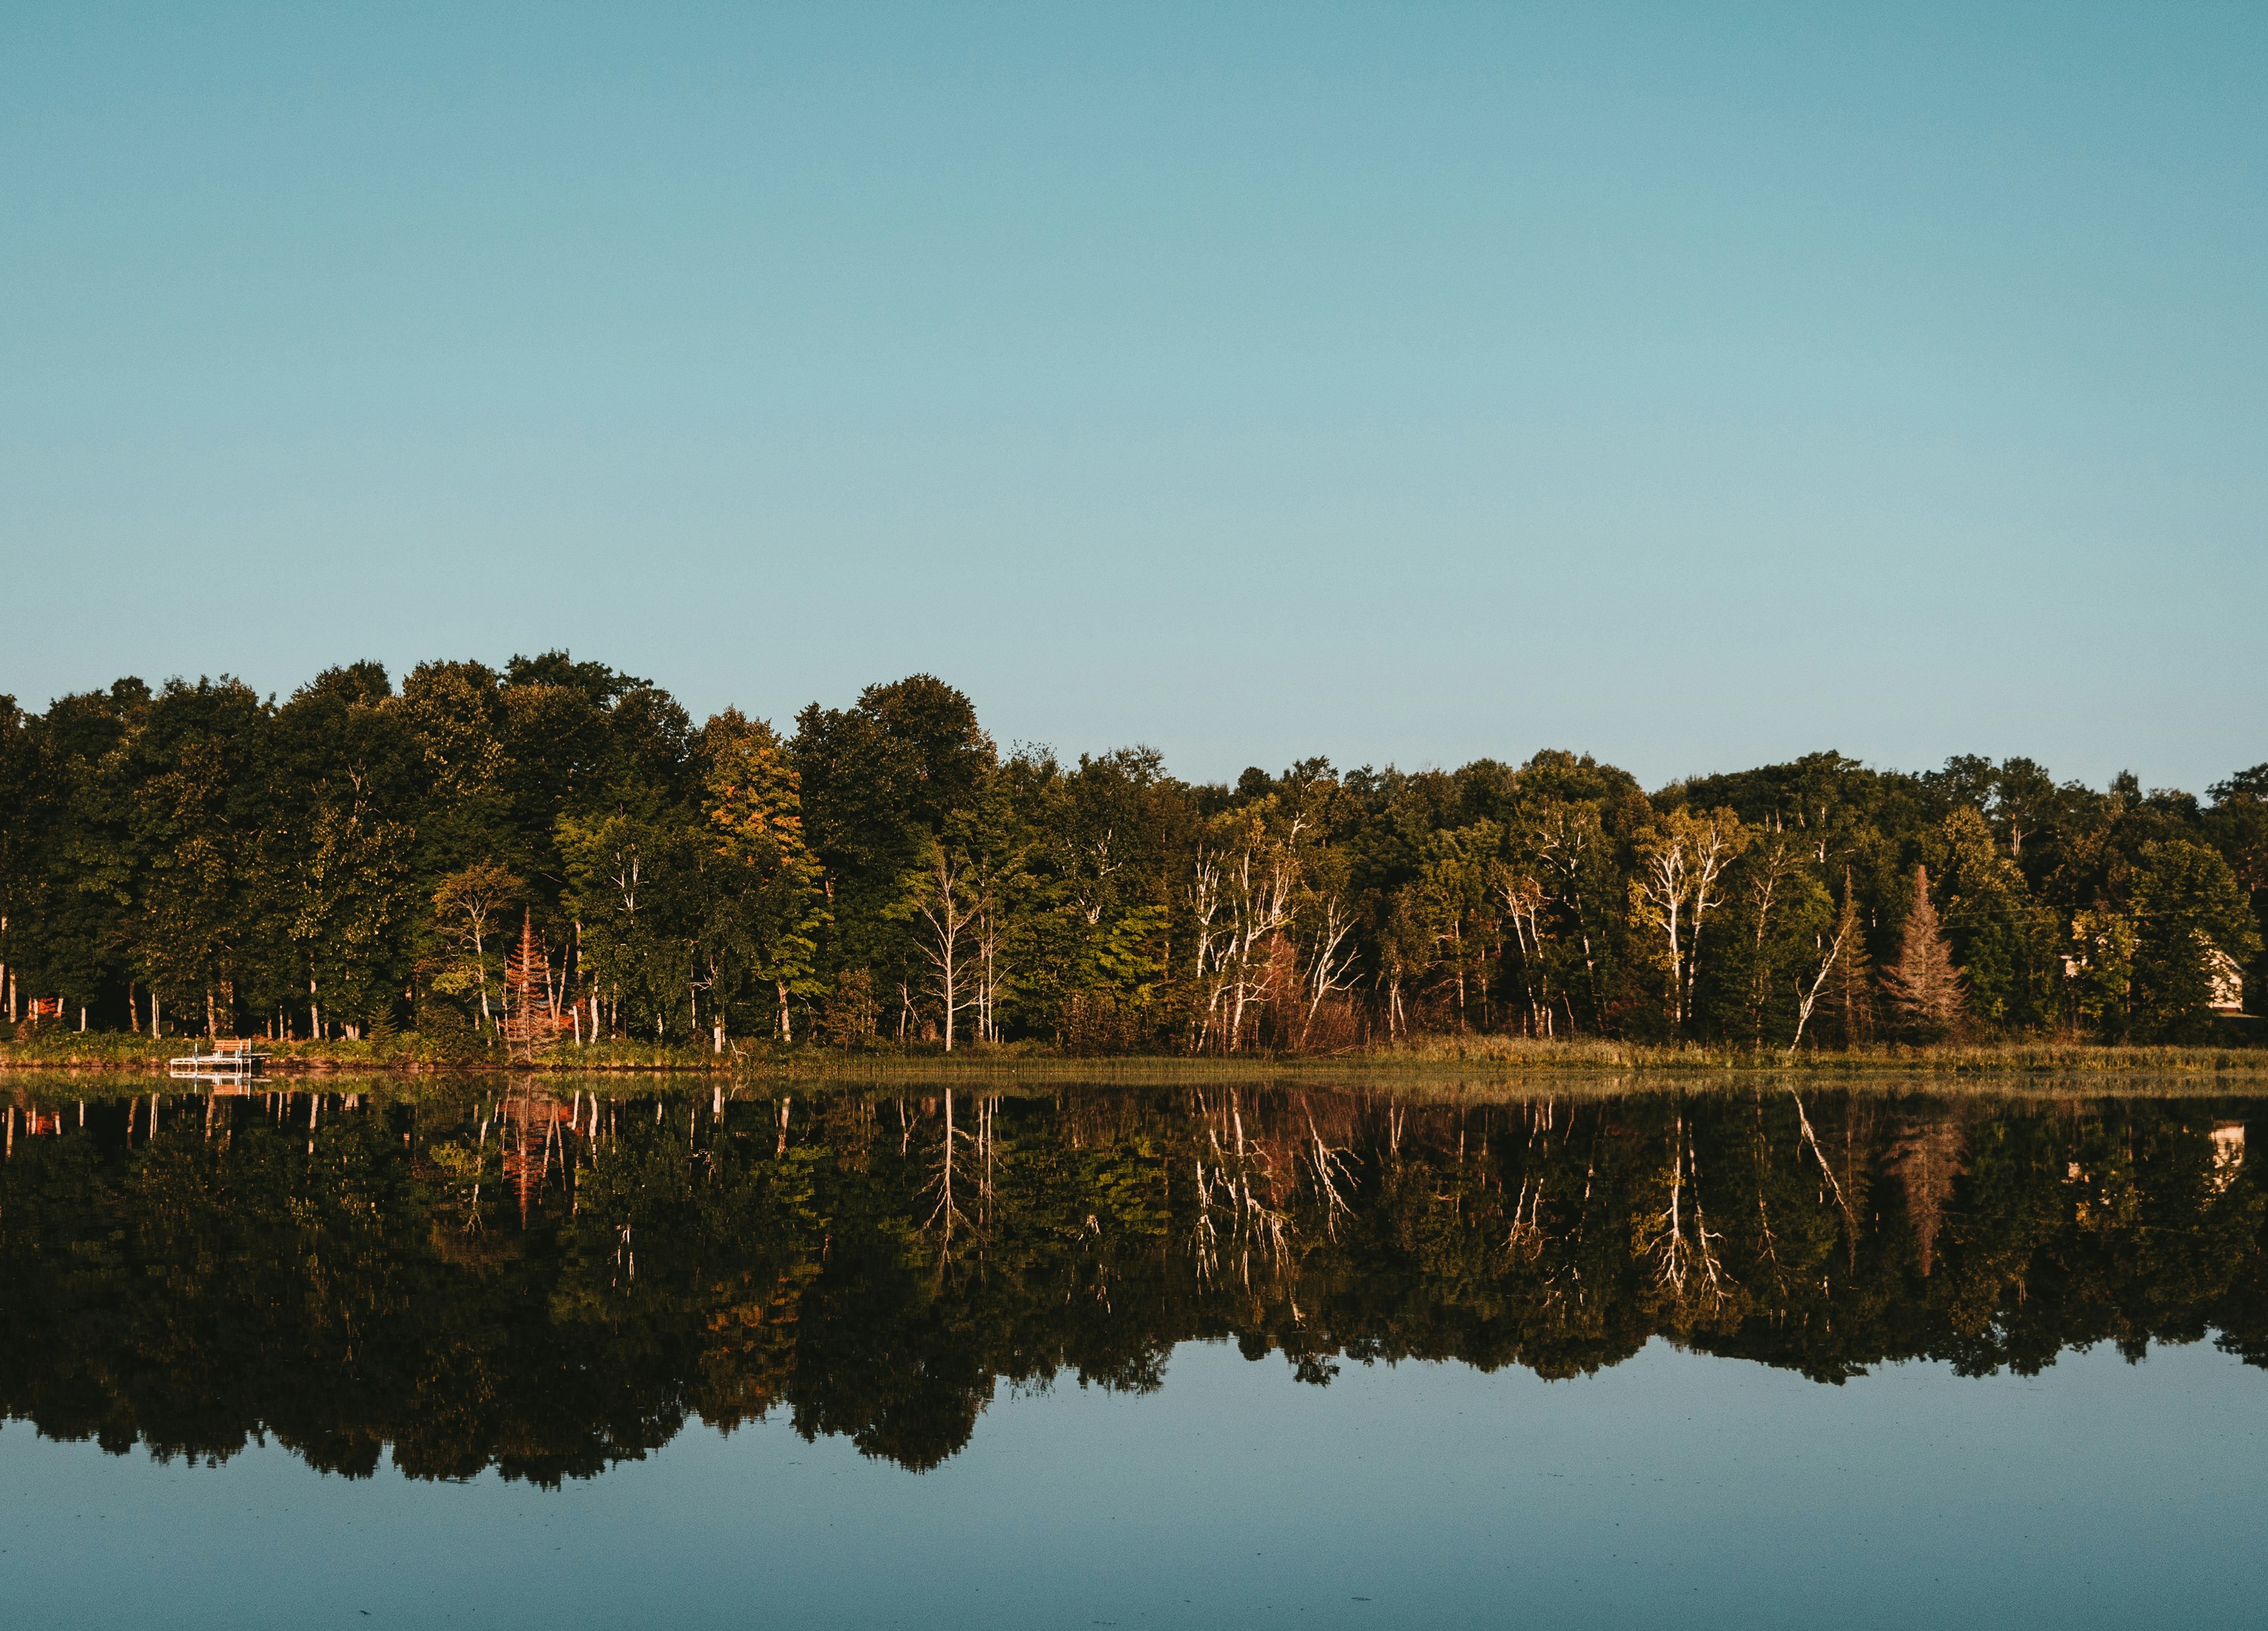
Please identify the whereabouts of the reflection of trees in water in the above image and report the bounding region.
[1888,1109,1969,1277]
[499,1076,572,1223]
[1,1082,2265,1481]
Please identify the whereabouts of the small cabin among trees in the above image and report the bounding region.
[2208,947,2245,1015]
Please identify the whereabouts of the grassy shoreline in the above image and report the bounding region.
[3,1030,2265,1078]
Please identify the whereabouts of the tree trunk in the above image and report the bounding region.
[940,944,955,1053]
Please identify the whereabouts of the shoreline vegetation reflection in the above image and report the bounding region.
[4,1077,2265,1484]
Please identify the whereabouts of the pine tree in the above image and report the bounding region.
[1880,865,1967,1040]
[1826,868,1874,1046]
[501,909,548,1065]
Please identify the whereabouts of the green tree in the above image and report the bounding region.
[430,860,523,1034]
[560,814,702,1041]
[793,676,996,1015]
[0,699,34,1015]
[265,663,420,1037]
[2127,839,2260,1041]
[2067,908,2135,1040]
[1923,806,2056,1034]
[290,802,414,1038]
[704,712,829,1041]
[130,679,273,1036]
[2205,764,2268,1015]
[1704,829,1833,1048]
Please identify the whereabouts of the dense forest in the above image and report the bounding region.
[0,654,2261,1051]
[2,1082,2263,1478]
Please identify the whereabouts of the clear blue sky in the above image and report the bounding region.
[4,3,2261,791]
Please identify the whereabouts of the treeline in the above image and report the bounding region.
[0,654,2262,1050]
[2,1084,2263,1478]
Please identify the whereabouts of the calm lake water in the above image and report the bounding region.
[3,1074,2264,1629]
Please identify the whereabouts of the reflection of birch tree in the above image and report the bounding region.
[925,1088,971,1271]
[1191,1087,1292,1285]
[1634,1110,1729,1307]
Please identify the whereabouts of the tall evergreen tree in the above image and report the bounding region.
[1880,866,1967,1040]
[1825,868,1874,1046]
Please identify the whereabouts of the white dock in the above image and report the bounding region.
[167,1037,268,1085]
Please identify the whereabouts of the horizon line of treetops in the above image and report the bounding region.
[0,653,2262,1053]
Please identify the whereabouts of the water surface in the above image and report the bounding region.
[2,1074,2263,1627]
